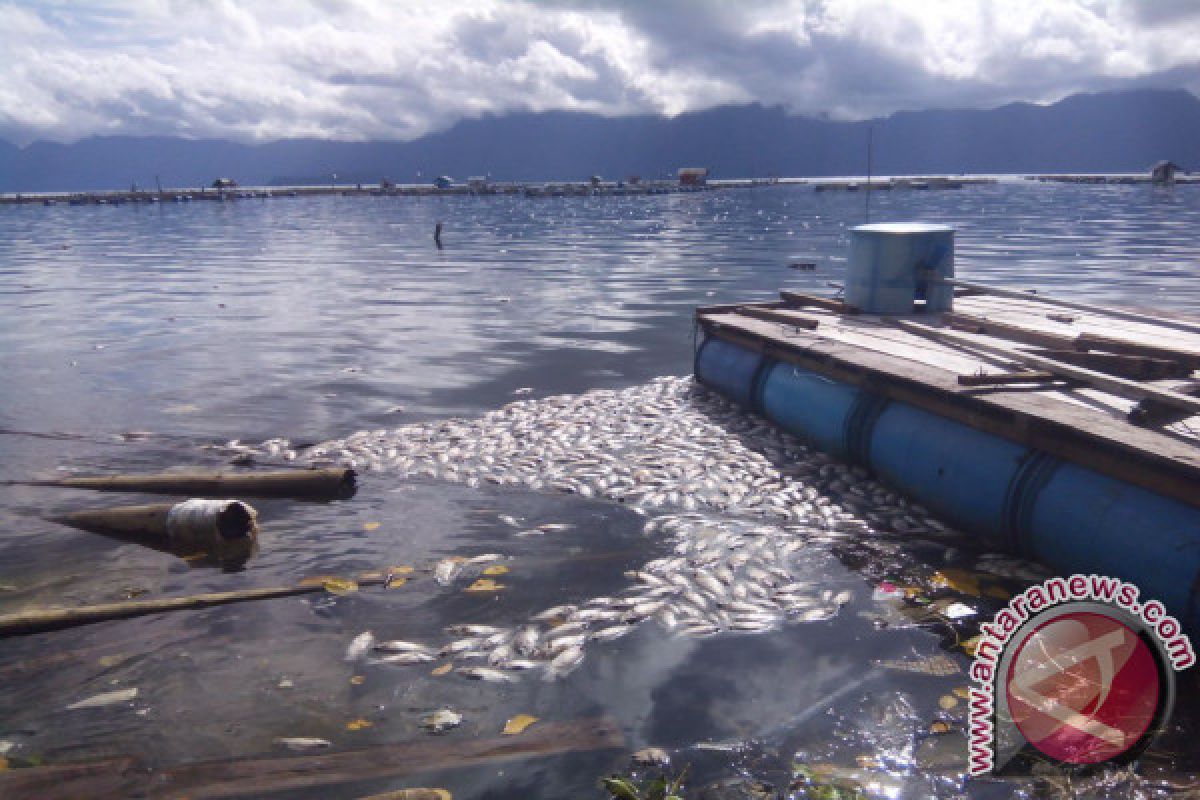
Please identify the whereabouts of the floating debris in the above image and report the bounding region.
[66,687,138,710]
[876,654,960,676]
[345,631,375,662]
[502,714,539,735]
[631,747,670,767]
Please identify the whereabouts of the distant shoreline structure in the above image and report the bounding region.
[1,172,1195,205]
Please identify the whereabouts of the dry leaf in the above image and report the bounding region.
[387,577,408,589]
[299,574,338,587]
[346,718,373,731]
[323,578,359,595]
[390,565,415,575]
[350,675,365,686]
[953,686,970,699]
[357,788,452,800]
[431,663,453,676]
[930,569,981,597]
[938,694,958,710]
[502,714,539,735]
[363,522,382,531]
[0,756,8,771]
[482,565,509,576]
[959,635,982,657]
[464,578,505,593]
[930,721,951,734]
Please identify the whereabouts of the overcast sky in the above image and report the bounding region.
[2,0,1199,145]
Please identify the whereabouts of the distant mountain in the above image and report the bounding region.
[2,89,1197,192]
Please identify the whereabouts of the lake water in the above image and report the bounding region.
[1,181,1199,799]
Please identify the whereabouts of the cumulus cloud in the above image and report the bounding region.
[1,0,1198,144]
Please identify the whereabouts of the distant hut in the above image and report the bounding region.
[1151,160,1180,186]
[433,176,454,189]
[212,178,238,189]
[467,176,489,192]
[589,175,603,187]
[678,167,708,186]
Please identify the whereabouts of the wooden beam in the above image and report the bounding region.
[941,312,1077,350]
[733,306,820,329]
[942,278,1200,336]
[894,320,1200,417]
[779,290,860,315]
[1076,333,1200,370]
[957,371,1060,387]
[1034,349,1193,380]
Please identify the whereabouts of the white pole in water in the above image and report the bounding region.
[865,125,873,223]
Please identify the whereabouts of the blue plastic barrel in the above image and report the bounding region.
[846,223,954,313]
[760,364,864,461]
[694,337,765,410]
[1023,463,1200,630]
[694,333,1200,632]
[868,402,1033,545]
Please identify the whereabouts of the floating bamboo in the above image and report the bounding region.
[52,499,258,564]
[27,467,356,501]
[0,577,386,638]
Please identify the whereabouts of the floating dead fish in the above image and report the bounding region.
[274,737,332,751]
[420,709,463,733]
[66,687,138,710]
[345,631,375,662]
[376,651,436,665]
[457,667,519,683]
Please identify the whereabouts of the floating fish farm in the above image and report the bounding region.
[695,223,1200,634]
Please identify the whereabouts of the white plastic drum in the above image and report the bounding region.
[845,223,955,313]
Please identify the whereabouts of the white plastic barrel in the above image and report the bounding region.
[845,223,955,313]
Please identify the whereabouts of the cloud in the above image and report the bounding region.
[1,0,1198,145]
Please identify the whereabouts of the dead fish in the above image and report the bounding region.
[66,687,138,710]
[444,624,505,636]
[538,523,575,532]
[434,559,461,586]
[345,631,376,661]
[274,737,332,750]
[590,625,633,642]
[457,667,519,683]
[532,605,577,621]
[421,709,463,733]
[375,640,433,653]
[376,651,436,665]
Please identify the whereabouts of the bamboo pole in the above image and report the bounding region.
[51,499,258,563]
[0,577,386,638]
[21,467,356,501]
[893,319,1200,416]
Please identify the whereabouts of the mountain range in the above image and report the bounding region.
[1,89,1197,192]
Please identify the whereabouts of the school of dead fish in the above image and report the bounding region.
[230,376,1043,685]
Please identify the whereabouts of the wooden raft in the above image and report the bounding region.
[696,290,1200,509]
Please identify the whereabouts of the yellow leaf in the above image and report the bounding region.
[938,694,958,710]
[346,718,373,731]
[389,565,414,575]
[363,522,382,531]
[465,578,505,593]
[930,569,981,597]
[0,756,7,771]
[930,721,950,734]
[431,663,453,676]
[502,714,539,735]
[953,686,970,699]
[359,570,385,581]
[350,675,365,685]
[299,574,338,587]
[387,577,408,589]
[482,565,509,576]
[960,635,982,657]
[447,556,469,564]
[323,578,359,595]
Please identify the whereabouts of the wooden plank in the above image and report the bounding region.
[1035,349,1193,380]
[697,314,1200,508]
[733,306,820,329]
[942,312,1078,350]
[943,278,1200,336]
[0,719,623,800]
[894,320,1200,417]
[958,371,1060,387]
[1076,333,1200,370]
[779,290,860,314]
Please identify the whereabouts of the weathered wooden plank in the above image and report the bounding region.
[942,312,1078,350]
[895,320,1200,417]
[957,371,1060,387]
[779,290,860,314]
[1035,349,1192,380]
[697,313,1200,507]
[734,306,820,329]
